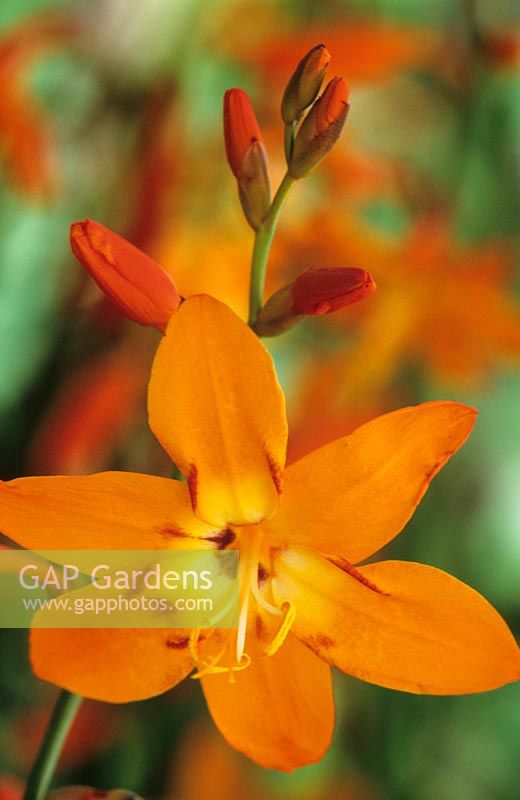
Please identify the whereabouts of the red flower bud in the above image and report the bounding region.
[254,267,375,336]
[223,88,271,229]
[289,76,350,178]
[292,267,375,315]
[315,77,350,133]
[281,43,331,124]
[70,219,180,332]
[223,88,264,178]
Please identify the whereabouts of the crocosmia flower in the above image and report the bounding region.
[0,296,518,772]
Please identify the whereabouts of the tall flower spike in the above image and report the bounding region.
[281,44,331,124]
[254,267,375,336]
[223,88,271,229]
[289,77,350,178]
[70,219,181,332]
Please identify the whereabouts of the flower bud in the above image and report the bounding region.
[289,77,350,178]
[70,219,181,332]
[281,44,330,124]
[223,89,271,229]
[253,267,375,336]
[293,267,375,314]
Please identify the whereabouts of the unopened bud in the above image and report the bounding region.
[253,267,375,336]
[289,77,350,178]
[281,44,330,124]
[293,267,375,314]
[70,219,180,333]
[223,89,271,229]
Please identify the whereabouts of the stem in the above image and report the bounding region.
[23,690,82,800]
[248,171,297,326]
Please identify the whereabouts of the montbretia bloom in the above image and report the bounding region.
[0,296,518,772]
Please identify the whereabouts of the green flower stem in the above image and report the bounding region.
[23,690,82,800]
[248,171,297,326]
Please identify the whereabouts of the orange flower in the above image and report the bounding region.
[0,14,75,198]
[275,212,520,390]
[219,23,441,85]
[70,219,181,332]
[1,297,518,771]
[28,346,147,474]
[0,777,22,800]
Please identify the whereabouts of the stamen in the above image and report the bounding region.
[236,587,250,662]
[263,602,295,657]
[191,652,251,680]
[189,627,201,664]
[249,568,282,616]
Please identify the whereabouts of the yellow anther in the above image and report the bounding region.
[191,652,251,680]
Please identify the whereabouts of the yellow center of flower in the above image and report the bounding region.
[189,528,295,680]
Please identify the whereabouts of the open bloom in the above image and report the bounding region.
[0,296,518,771]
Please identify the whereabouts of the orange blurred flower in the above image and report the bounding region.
[0,776,23,800]
[12,701,119,770]
[1,297,518,772]
[28,345,148,475]
[0,13,75,198]
[217,20,442,85]
[277,212,520,391]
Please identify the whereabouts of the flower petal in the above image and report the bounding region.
[201,632,334,771]
[31,627,193,702]
[0,472,229,550]
[265,401,476,562]
[148,295,288,528]
[272,548,520,694]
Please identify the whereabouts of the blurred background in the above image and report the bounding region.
[0,1,520,798]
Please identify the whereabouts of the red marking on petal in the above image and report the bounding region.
[166,636,189,649]
[267,453,283,494]
[187,464,199,510]
[327,555,388,595]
